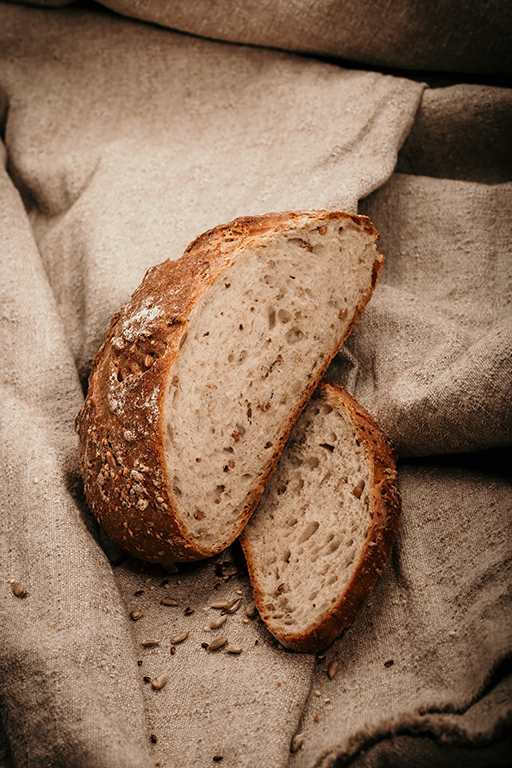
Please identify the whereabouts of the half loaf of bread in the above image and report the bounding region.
[240,380,401,653]
[76,211,382,565]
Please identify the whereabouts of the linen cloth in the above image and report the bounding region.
[9,0,512,73]
[0,3,511,768]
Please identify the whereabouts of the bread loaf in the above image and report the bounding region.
[240,380,401,653]
[76,211,382,565]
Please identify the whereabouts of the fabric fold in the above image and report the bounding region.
[0,153,153,768]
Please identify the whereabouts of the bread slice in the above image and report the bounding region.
[240,380,401,653]
[76,211,382,565]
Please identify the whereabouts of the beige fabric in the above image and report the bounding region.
[9,0,512,73]
[0,4,511,768]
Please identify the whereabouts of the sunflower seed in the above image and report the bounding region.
[161,597,179,606]
[184,607,194,616]
[223,597,242,614]
[210,600,230,609]
[130,610,143,621]
[143,676,152,683]
[207,636,228,651]
[171,631,189,644]
[225,646,243,654]
[290,733,304,752]
[210,615,227,629]
[12,582,26,598]
[142,639,161,647]
[245,601,257,617]
[151,674,168,690]
[327,660,338,679]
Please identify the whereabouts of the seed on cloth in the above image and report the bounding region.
[327,660,338,679]
[213,756,223,762]
[184,607,195,616]
[171,631,189,644]
[142,639,161,647]
[245,601,257,617]
[130,610,143,621]
[150,734,157,743]
[290,733,304,752]
[384,659,394,668]
[210,615,227,629]
[210,600,230,609]
[161,597,179,606]
[143,676,152,683]
[151,674,168,690]
[225,646,243,654]
[207,636,228,651]
[12,582,27,597]
[170,646,176,655]
[223,597,242,614]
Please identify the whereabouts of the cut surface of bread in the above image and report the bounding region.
[76,211,382,564]
[240,380,401,653]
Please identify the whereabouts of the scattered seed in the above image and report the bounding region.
[225,646,242,654]
[151,674,168,690]
[171,631,189,644]
[384,659,394,668]
[210,615,227,629]
[213,757,223,763]
[170,646,176,655]
[449,631,457,637]
[368,542,377,547]
[201,642,209,649]
[242,618,250,624]
[316,654,326,663]
[223,597,242,614]
[12,582,26,598]
[143,676,152,683]
[324,698,331,704]
[161,597,179,606]
[150,734,157,744]
[327,660,338,679]
[208,636,228,651]
[290,733,304,753]
[137,660,143,667]
[314,690,321,696]
[130,610,143,621]
[184,607,195,616]
[145,578,152,583]
[245,601,257,617]
[236,589,243,595]
[210,600,230,609]
[314,715,320,722]
[142,639,161,647]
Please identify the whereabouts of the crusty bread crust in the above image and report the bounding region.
[75,211,381,565]
[241,380,401,653]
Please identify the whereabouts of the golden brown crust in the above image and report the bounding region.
[75,210,381,565]
[242,380,401,654]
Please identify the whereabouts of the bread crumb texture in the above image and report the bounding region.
[76,211,382,564]
[241,380,400,653]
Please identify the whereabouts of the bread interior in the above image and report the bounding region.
[163,219,376,552]
[244,387,372,635]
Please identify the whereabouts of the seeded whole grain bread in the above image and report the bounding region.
[75,211,382,565]
[240,380,401,653]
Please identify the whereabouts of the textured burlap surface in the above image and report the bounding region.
[0,3,511,768]
[8,0,512,73]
